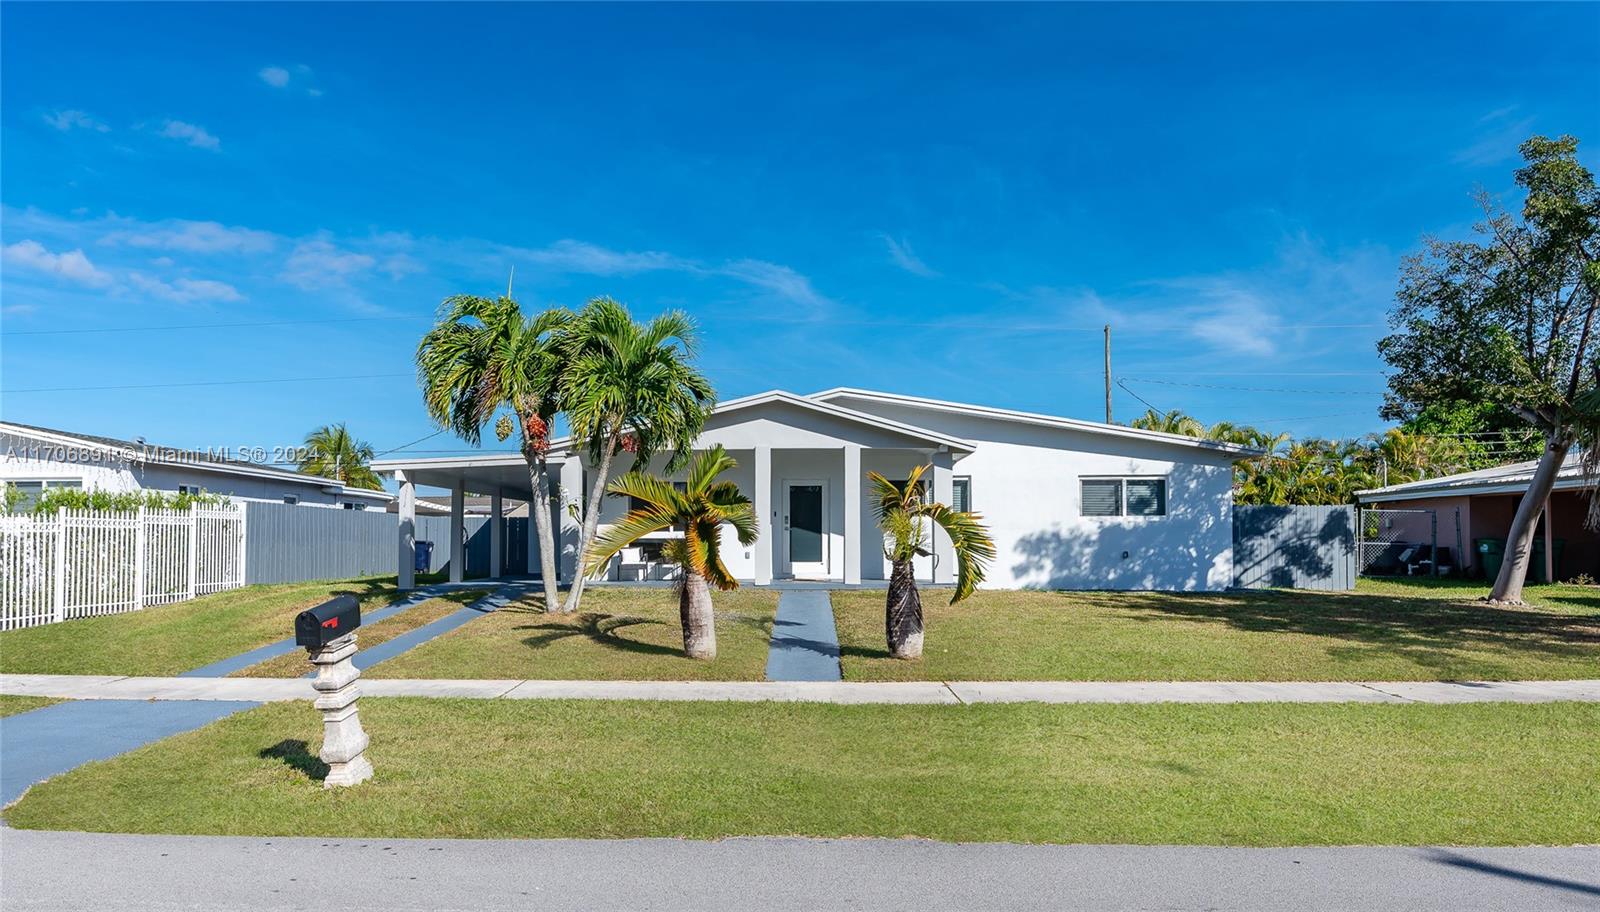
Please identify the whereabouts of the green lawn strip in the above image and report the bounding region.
[368,588,778,681]
[229,590,487,678]
[0,577,408,678]
[834,583,1600,682]
[6,699,1596,846]
[0,695,59,717]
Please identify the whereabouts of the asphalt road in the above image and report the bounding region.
[3,829,1597,911]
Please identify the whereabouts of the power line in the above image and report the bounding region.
[3,372,412,394]
[1121,377,1380,396]
[2,315,426,336]
[1114,378,1166,415]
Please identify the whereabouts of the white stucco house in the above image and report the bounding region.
[374,389,1258,591]
[1,422,393,510]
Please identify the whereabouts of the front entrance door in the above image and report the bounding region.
[784,481,828,578]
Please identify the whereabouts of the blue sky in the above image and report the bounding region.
[3,2,1597,470]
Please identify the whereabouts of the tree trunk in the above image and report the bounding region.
[1489,435,1572,604]
[885,559,924,659]
[561,435,618,614]
[679,570,717,660]
[525,454,561,613]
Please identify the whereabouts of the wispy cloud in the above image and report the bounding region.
[101,218,276,254]
[259,64,321,96]
[1453,106,1535,168]
[280,239,376,290]
[127,273,244,304]
[717,259,834,311]
[159,120,221,151]
[43,109,109,133]
[258,66,290,88]
[2,240,114,287]
[881,234,938,278]
[516,239,690,276]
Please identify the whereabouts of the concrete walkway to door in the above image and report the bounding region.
[764,590,842,681]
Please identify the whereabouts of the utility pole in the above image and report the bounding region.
[1103,324,1113,424]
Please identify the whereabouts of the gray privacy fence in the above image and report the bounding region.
[1232,504,1356,591]
[243,502,533,585]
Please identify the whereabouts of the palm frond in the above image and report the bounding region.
[583,508,677,577]
[913,502,997,603]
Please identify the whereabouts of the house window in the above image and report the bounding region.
[952,477,971,513]
[282,494,300,505]
[6,479,80,512]
[1081,477,1167,517]
[342,502,366,511]
[177,484,204,496]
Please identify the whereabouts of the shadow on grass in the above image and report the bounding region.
[260,739,328,782]
[501,599,777,660]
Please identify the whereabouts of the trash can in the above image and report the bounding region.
[1475,538,1505,581]
[1529,537,1567,584]
[415,541,434,573]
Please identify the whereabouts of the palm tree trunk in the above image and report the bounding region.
[525,454,561,612]
[1489,435,1571,604]
[561,434,618,614]
[885,559,924,659]
[679,570,717,659]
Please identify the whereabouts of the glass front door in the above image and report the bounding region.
[786,482,827,577]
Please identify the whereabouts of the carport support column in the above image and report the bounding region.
[754,445,773,585]
[396,470,416,592]
[558,459,584,583]
[449,477,465,584]
[931,449,955,584]
[489,488,503,579]
[843,445,861,585]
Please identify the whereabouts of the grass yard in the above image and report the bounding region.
[0,577,405,677]
[369,588,779,681]
[5,698,1595,846]
[0,695,58,717]
[228,590,486,677]
[834,579,1600,682]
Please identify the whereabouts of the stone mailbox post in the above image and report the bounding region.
[295,596,373,788]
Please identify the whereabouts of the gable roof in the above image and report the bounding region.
[1355,451,1593,503]
[2,421,393,501]
[807,388,1265,457]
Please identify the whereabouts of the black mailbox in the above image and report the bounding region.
[295,595,361,649]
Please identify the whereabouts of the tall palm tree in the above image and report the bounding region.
[560,296,715,613]
[298,423,382,490]
[1129,408,1205,437]
[417,292,572,611]
[582,445,757,659]
[869,465,995,659]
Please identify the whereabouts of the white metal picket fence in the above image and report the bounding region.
[0,504,247,630]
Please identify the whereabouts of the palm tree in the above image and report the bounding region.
[868,465,995,659]
[582,445,757,659]
[559,296,715,613]
[1129,408,1205,437]
[298,423,382,490]
[417,292,572,611]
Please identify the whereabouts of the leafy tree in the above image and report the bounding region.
[297,423,383,490]
[868,465,995,659]
[1379,135,1599,603]
[417,292,572,611]
[559,297,715,613]
[582,445,757,659]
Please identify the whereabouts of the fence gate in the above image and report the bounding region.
[1356,507,1437,577]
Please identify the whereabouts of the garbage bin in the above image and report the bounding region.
[1475,538,1505,581]
[1529,537,1567,584]
[415,540,434,573]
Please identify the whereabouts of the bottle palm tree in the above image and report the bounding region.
[560,296,715,613]
[417,292,572,611]
[298,423,382,490]
[868,465,995,659]
[582,445,757,659]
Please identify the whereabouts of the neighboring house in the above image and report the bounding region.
[385,495,528,517]
[375,388,1259,591]
[1355,452,1597,581]
[0,422,394,511]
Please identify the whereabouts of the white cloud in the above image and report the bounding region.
[258,66,290,88]
[127,273,243,304]
[2,240,114,287]
[518,239,690,276]
[380,253,425,279]
[159,120,220,151]
[43,110,109,132]
[717,259,834,312]
[881,234,938,278]
[281,239,376,289]
[1453,107,1536,168]
[101,218,276,254]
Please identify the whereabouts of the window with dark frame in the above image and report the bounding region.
[1080,479,1123,517]
[952,477,971,513]
[1081,477,1167,517]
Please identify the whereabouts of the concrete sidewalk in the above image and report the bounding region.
[6,674,1598,704]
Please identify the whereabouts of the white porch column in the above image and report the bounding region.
[449,477,465,583]
[931,448,955,584]
[754,445,773,585]
[558,459,584,583]
[843,445,861,585]
[396,470,416,591]
[489,488,504,579]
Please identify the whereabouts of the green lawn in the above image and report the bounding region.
[6,698,1596,846]
[229,590,486,677]
[0,577,405,677]
[369,588,779,681]
[0,695,58,717]
[834,579,1600,682]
